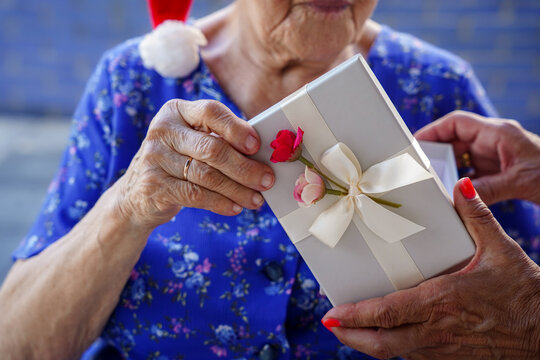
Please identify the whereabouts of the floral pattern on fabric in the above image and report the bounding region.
[13,25,539,359]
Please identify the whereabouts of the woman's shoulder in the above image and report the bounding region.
[370,25,474,84]
[93,36,232,107]
[97,37,156,84]
[104,37,144,64]
[84,37,155,104]
[96,36,208,91]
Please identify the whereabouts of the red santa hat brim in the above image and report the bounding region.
[147,0,194,28]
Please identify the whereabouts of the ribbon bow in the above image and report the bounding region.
[309,143,433,248]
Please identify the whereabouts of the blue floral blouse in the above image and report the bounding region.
[13,25,540,359]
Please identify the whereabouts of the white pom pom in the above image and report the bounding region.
[139,20,208,79]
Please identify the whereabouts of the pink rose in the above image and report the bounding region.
[293,167,325,208]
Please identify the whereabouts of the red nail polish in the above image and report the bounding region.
[322,318,341,329]
[459,177,476,200]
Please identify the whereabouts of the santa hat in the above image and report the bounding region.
[139,0,207,78]
[147,0,193,28]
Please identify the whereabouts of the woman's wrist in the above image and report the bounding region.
[77,182,155,253]
[104,177,162,235]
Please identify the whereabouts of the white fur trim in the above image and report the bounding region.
[139,20,208,79]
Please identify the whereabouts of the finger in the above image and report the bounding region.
[171,99,261,155]
[168,125,274,192]
[453,178,509,250]
[414,111,489,144]
[166,178,243,216]
[323,281,442,329]
[470,173,513,206]
[186,159,265,209]
[330,325,433,359]
[451,140,472,160]
[155,149,265,210]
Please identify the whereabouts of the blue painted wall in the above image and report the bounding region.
[0,0,538,133]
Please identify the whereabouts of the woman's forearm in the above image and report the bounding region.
[0,183,152,359]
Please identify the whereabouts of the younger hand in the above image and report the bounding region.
[415,111,540,205]
[322,178,540,359]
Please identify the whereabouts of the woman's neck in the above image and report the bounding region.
[196,5,381,119]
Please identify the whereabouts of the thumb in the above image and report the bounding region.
[471,172,513,206]
[453,177,507,250]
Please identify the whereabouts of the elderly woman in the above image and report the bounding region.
[0,0,538,359]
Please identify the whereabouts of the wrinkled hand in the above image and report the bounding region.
[415,110,540,205]
[114,99,274,229]
[322,178,540,359]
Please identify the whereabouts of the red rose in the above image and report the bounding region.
[270,127,304,163]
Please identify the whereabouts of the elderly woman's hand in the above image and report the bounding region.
[415,110,540,205]
[114,99,274,228]
[321,178,540,359]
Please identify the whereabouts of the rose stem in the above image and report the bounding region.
[326,189,348,196]
[298,156,348,192]
[299,156,401,208]
[368,196,401,208]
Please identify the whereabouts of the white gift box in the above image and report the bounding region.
[418,141,459,197]
[249,55,474,306]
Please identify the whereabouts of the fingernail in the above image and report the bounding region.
[232,204,243,214]
[322,318,341,329]
[252,193,264,206]
[245,134,258,152]
[261,173,274,189]
[459,177,476,200]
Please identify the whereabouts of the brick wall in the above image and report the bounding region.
[0,0,538,133]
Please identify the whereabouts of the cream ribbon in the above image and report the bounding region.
[309,143,433,248]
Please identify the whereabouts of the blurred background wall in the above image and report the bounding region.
[0,0,539,281]
[1,0,539,130]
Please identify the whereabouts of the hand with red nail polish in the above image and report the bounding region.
[415,110,540,206]
[321,178,540,359]
[458,177,476,200]
[321,318,341,331]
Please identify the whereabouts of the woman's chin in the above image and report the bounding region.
[290,4,355,42]
[284,24,355,62]
[296,44,352,64]
[268,2,360,63]
[286,33,354,63]
[297,1,352,20]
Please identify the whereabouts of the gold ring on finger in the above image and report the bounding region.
[460,152,472,168]
[183,156,193,181]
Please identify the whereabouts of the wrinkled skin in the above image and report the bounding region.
[116,99,274,228]
[239,0,378,64]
